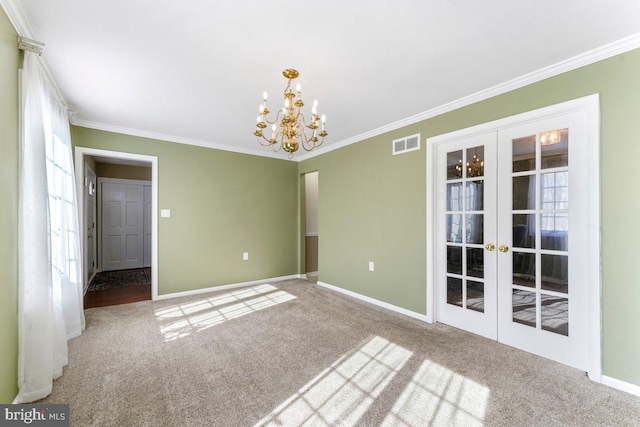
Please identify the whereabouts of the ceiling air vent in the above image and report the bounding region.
[392,133,421,155]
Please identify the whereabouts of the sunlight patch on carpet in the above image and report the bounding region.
[255,336,412,426]
[154,284,296,341]
[381,359,490,426]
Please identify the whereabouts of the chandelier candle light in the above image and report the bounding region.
[540,130,562,145]
[254,69,327,158]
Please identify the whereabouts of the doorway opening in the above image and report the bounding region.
[304,171,319,283]
[75,147,159,308]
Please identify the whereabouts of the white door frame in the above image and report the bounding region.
[75,147,159,300]
[84,161,97,289]
[426,94,601,380]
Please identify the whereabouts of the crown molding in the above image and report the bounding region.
[1,0,74,114]
[297,32,640,162]
[0,0,36,39]
[71,118,295,161]
[5,0,639,163]
[70,24,640,164]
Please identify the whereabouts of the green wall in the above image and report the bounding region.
[71,127,299,295]
[0,8,19,403]
[94,162,151,181]
[299,134,426,313]
[300,48,640,386]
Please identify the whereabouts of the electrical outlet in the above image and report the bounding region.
[160,209,171,218]
[243,252,249,261]
[369,261,375,272]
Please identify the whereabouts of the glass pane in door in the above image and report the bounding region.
[447,277,463,307]
[541,129,568,169]
[466,215,484,244]
[447,246,462,274]
[512,252,535,288]
[466,248,484,278]
[466,181,484,210]
[512,176,536,210]
[466,146,484,178]
[446,214,462,243]
[447,183,463,210]
[512,289,536,328]
[540,254,568,293]
[541,295,568,336]
[512,135,536,172]
[512,214,535,249]
[447,150,463,179]
[467,281,484,313]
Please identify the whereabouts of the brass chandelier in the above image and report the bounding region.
[254,69,327,158]
[455,154,484,178]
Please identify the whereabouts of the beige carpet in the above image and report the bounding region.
[40,279,640,426]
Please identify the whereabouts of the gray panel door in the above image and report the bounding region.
[101,182,144,271]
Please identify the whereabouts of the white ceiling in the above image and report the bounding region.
[14,1,640,158]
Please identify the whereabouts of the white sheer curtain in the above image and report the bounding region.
[15,52,85,404]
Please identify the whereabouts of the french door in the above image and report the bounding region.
[435,109,591,370]
[436,132,498,340]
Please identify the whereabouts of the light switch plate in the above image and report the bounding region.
[161,209,171,218]
[243,252,249,260]
[369,261,375,272]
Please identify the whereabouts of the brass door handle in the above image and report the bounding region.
[498,245,509,253]
[485,243,495,251]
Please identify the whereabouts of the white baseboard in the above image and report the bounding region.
[306,271,318,276]
[601,375,640,397]
[317,281,430,323]
[157,274,304,300]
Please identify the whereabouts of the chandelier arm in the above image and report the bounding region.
[301,143,315,152]
[302,135,325,151]
[272,135,282,152]
[301,116,323,148]
[256,136,274,147]
[263,109,283,125]
[298,126,316,151]
[297,123,310,146]
[296,112,307,129]
[298,110,321,132]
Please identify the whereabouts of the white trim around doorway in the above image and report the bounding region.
[74,147,159,301]
[425,94,601,381]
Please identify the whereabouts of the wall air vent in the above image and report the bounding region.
[392,133,421,155]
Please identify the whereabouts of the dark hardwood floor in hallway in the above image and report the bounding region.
[84,268,152,308]
[84,284,151,309]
